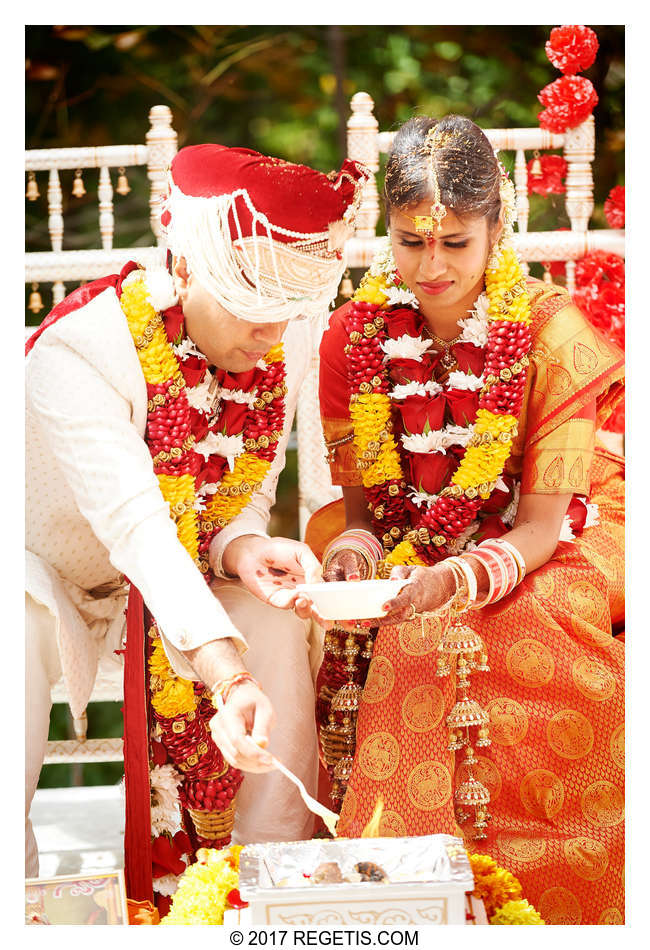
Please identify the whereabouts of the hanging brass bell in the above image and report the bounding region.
[26,171,40,201]
[530,151,543,177]
[72,169,86,198]
[116,167,131,196]
[340,269,354,298]
[28,282,43,314]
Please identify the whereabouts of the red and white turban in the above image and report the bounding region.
[161,145,369,323]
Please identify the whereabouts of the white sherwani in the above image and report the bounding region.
[25,283,322,874]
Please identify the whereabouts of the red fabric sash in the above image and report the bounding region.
[123,585,154,903]
[25,261,140,356]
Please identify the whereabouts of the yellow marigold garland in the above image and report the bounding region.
[490,899,545,925]
[159,845,544,925]
[160,846,243,926]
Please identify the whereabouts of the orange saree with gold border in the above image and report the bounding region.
[314,281,624,925]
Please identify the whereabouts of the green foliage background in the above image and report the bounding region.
[26,24,624,787]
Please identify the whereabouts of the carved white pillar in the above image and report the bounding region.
[47,169,63,252]
[514,148,529,233]
[347,92,380,238]
[565,260,576,295]
[146,104,178,244]
[98,166,114,250]
[52,280,66,306]
[564,116,595,232]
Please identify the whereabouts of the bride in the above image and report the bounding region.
[312,114,625,925]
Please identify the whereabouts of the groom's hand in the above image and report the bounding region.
[217,534,325,621]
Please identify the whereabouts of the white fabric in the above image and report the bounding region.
[210,578,320,844]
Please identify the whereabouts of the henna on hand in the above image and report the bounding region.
[379,563,458,624]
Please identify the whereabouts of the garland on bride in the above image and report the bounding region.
[344,169,532,573]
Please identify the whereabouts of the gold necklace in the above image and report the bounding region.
[422,324,463,370]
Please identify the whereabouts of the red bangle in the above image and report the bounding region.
[478,541,518,597]
[469,547,507,606]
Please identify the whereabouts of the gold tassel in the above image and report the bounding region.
[26,171,40,201]
[530,150,543,177]
[72,169,86,198]
[116,167,131,195]
[28,282,44,314]
[340,269,354,298]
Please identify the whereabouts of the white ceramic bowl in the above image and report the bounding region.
[295,579,409,621]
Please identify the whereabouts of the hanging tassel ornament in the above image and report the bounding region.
[340,268,354,299]
[28,282,44,314]
[437,607,493,838]
[116,167,131,196]
[72,169,86,198]
[26,171,40,201]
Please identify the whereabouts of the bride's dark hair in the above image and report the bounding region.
[384,115,502,227]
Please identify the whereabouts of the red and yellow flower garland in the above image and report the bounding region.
[152,846,544,926]
[119,268,286,877]
[345,241,532,570]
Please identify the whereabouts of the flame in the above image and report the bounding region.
[361,796,385,838]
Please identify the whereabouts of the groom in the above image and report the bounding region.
[25,143,367,878]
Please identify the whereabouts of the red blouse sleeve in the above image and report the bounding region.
[319,303,362,486]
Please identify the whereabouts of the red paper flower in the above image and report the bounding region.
[398,393,446,434]
[527,154,567,196]
[545,25,599,75]
[575,250,625,288]
[573,250,625,351]
[538,76,599,132]
[604,185,625,229]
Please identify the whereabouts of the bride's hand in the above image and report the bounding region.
[379,563,456,624]
[322,547,366,582]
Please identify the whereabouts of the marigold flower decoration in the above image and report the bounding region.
[467,851,528,920]
[119,267,287,896]
[160,846,244,925]
[545,25,599,75]
[157,846,544,926]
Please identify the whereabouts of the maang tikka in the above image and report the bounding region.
[412,126,450,237]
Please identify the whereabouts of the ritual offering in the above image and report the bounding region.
[295,578,408,620]
[238,834,473,925]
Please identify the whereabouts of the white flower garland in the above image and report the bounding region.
[194,431,245,470]
[402,424,474,454]
[390,380,443,400]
